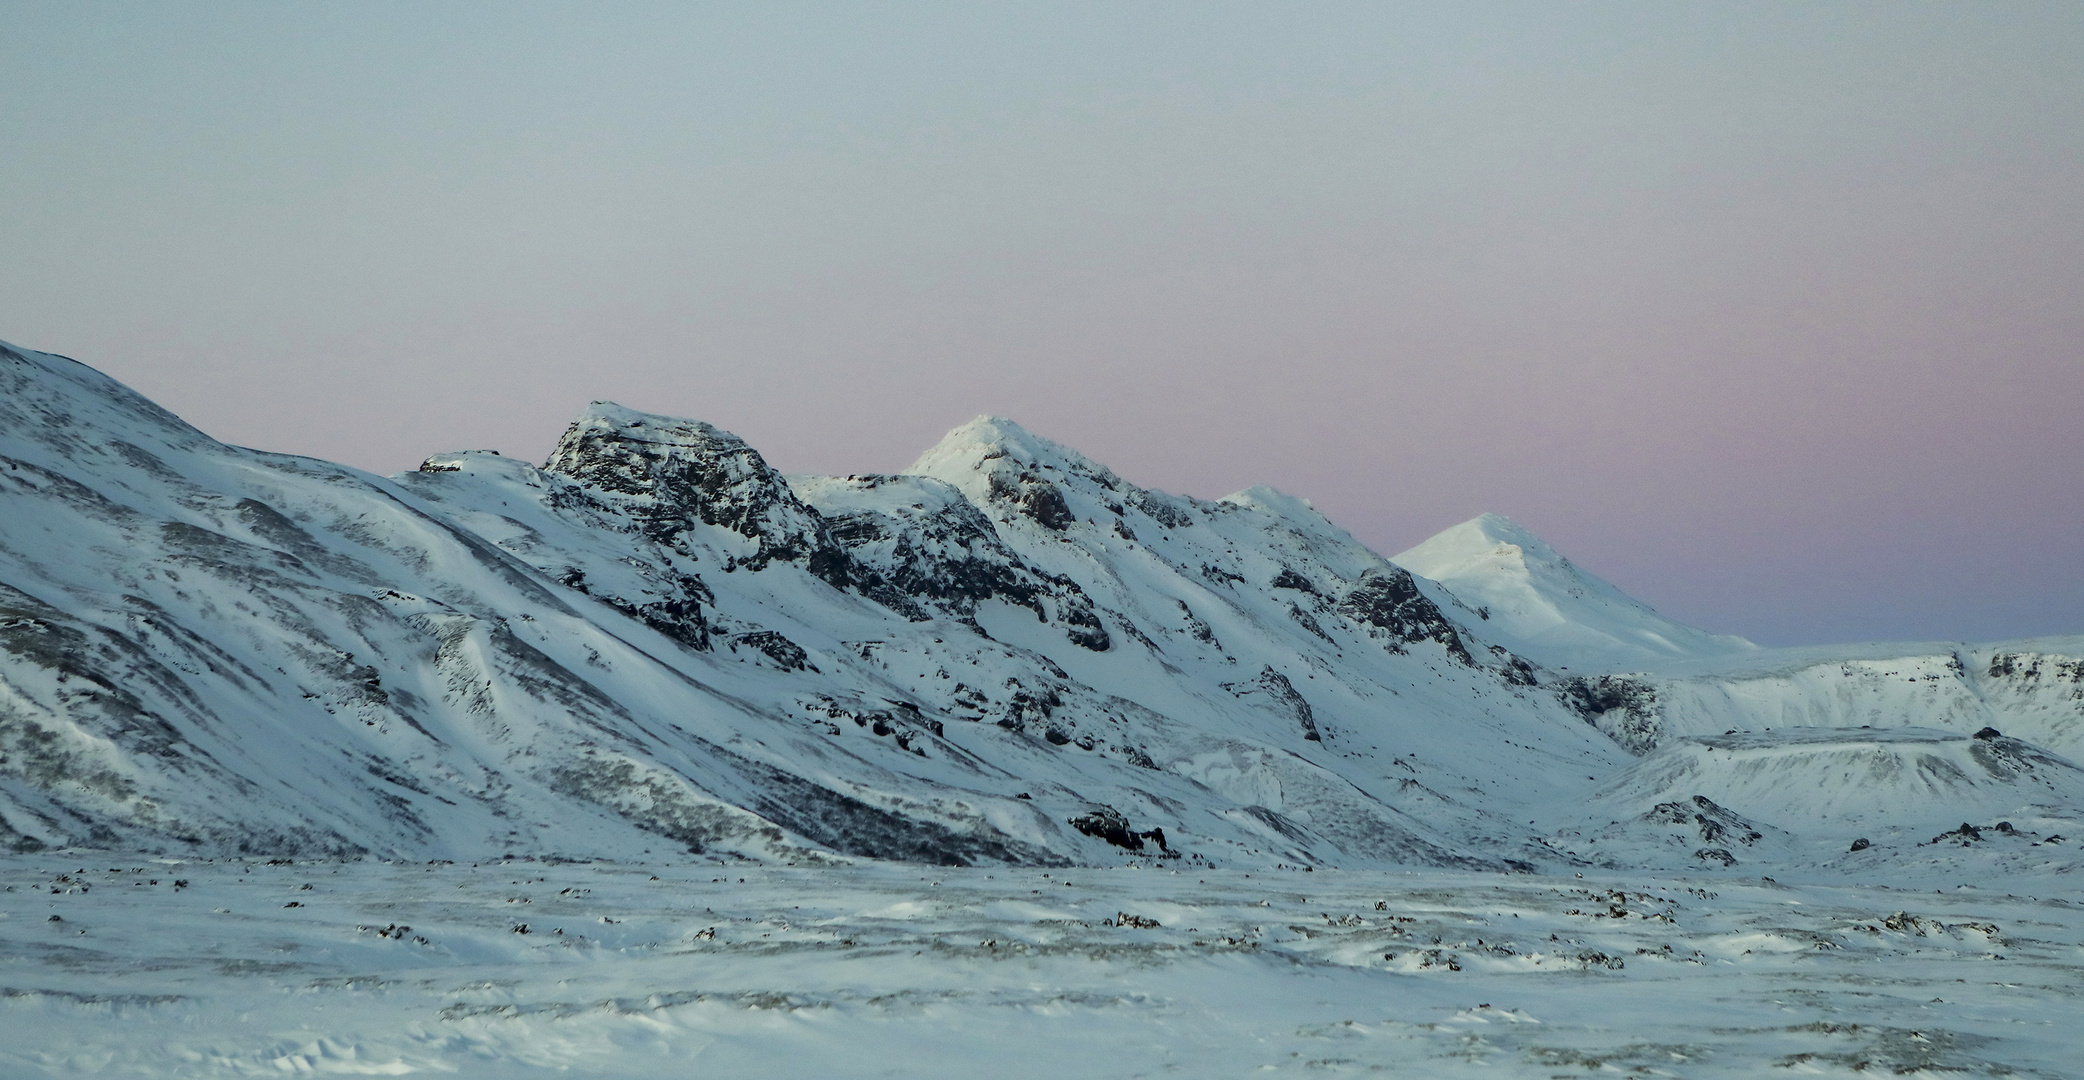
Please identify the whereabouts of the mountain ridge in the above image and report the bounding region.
[2,338,2079,881]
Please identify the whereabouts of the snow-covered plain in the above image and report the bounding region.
[7,855,2081,1078]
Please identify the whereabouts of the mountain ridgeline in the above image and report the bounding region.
[2,340,2079,877]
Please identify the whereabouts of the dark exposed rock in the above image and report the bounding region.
[1489,646,1539,686]
[1336,567,1475,666]
[796,474,1108,650]
[1974,726,2003,740]
[1556,675,1662,754]
[1270,568,1318,594]
[1986,652,2084,683]
[1931,822,1983,844]
[1178,600,1219,647]
[1693,847,1737,866]
[1224,666,1321,741]
[1645,795,1764,847]
[1053,593,1111,652]
[813,477,1045,621]
[595,577,714,652]
[1017,481,1075,531]
[544,406,851,586]
[1285,602,1332,644]
[731,630,813,672]
[1500,654,1539,686]
[1066,807,1167,852]
[1849,837,1871,852]
[1129,490,1194,528]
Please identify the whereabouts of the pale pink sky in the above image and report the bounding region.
[4,3,2079,645]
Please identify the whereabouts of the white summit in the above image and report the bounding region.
[1394,512,1755,671]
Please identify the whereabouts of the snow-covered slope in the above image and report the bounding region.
[0,349,1623,868]
[1394,513,1755,670]
[1588,727,2084,830]
[1548,640,2084,759]
[2,342,2080,881]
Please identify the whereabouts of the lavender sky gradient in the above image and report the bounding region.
[4,3,2080,646]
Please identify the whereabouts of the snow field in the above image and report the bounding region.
[5,856,2081,1077]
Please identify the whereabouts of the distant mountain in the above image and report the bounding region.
[1,338,2078,879]
[1393,512,1755,670]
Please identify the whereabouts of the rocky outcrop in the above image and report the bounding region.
[1555,675,1662,754]
[544,404,850,585]
[1224,666,1322,741]
[1337,567,1475,666]
[794,473,1111,650]
[1644,795,1764,848]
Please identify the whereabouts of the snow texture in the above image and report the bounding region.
[5,856,2081,1078]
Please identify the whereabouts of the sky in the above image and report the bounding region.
[3,2,2080,647]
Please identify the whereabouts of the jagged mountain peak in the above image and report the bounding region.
[542,401,846,582]
[551,400,754,456]
[1394,513,1754,670]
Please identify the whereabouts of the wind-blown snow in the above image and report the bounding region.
[6,855,2081,1078]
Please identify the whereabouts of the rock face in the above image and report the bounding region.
[1225,666,1322,741]
[544,404,850,584]
[790,473,1110,650]
[2,339,2081,877]
[1337,568,1476,666]
[1554,675,1664,755]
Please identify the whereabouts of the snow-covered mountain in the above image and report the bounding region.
[1393,512,1756,669]
[3,339,2079,879]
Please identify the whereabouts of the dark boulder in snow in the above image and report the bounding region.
[1068,807,1165,852]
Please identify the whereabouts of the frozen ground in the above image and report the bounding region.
[5,857,2080,1078]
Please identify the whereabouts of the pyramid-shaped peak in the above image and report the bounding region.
[1396,513,1644,609]
[1400,513,1569,576]
[1395,513,1754,669]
